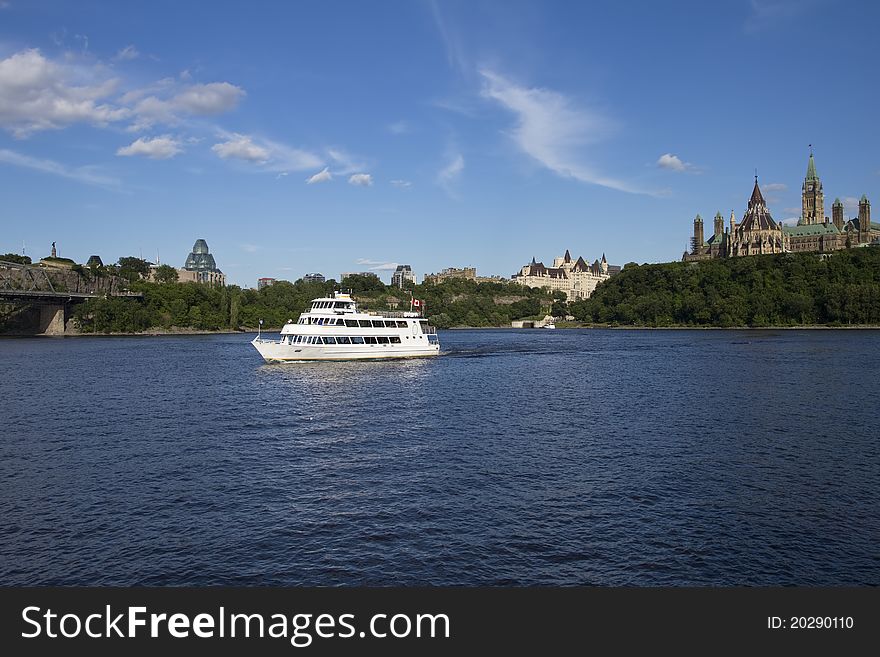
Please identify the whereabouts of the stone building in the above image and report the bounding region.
[684,153,880,261]
[180,238,225,285]
[512,250,615,300]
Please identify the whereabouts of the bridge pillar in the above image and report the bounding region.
[38,303,67,335]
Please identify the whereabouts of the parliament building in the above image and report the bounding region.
[683,153,879,262]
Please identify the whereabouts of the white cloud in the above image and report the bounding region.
[390,179,412,188]
[657,153,687,172]
[211,134,270,163]
[0,48,245,137]
[173,82,244,115]
[348,173,373,186]
[762,182,787,192]
[0,48,129,137]
[0,147,119,187]
[480,69,648,195]
[306,167,332,184]
[116,135,182,159]
[356,258,398,271]
[113,45,140,61]
[210,132,323,172]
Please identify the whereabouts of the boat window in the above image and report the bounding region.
[396,321,408,328]
[337,336,351,344]
[371,320,383,328]
[364,336,377,344]
[390,336,401,343]
[377,336,390,344]
[358,320,372,328]
[334,301,346,309]
[323,336,337,344]
[345,319,358,327]
[351,336,365,344]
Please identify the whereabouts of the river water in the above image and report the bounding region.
[1,329,877,585]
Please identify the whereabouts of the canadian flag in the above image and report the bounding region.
[412,299,422,308]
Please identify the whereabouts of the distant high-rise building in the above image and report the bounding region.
[258,277,276,290]
[303,273,326,284]
[391,264,415,288]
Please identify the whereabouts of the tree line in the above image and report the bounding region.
[569,248,880,326]
[68,258,559,332]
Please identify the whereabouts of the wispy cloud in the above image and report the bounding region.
[745,0,815,33]
[841,196,861,213]
[436,152,464,196]
[656,153,700,173]
[428,0,468,72]
[306,167,332,184]
[327,148,366,175]
[356,258,398,271]
[0,148,119,187]
[390,179,412,188]
[117,135,182,159]
[113,45,140,62]
[348,173,373,187]
[387,120,411,135]
[762,182,787,192]
[480,70,650,195]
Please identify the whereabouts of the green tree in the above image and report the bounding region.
[153,264,179,284]
[117,257,151,283]
[1,253,32,265]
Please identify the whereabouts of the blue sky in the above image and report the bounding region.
[1,0,878,286]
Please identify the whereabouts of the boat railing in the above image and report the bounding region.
[366,311,422,318]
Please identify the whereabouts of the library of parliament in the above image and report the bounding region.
[683,153,879,261]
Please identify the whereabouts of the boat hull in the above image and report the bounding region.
[251,338,439,362]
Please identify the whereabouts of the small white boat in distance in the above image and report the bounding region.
[542,322,556,329]
[251,292,440,362]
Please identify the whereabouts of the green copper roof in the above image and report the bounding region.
[833,197,843,206]
[806,153,818,181]
[783,223,841,236]
[861,194,869,203]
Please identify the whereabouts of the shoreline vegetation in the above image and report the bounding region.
[3,248,880,335]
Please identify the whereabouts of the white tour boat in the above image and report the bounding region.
[251,291,440,362]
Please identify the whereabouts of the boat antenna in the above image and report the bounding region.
[258,318,263,340]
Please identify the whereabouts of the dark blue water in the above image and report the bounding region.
[1,330,877,586]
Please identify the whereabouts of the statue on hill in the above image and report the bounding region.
[51,242,56,258]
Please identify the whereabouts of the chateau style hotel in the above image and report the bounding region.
[512,250,619,300]
[683,153,879,261]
